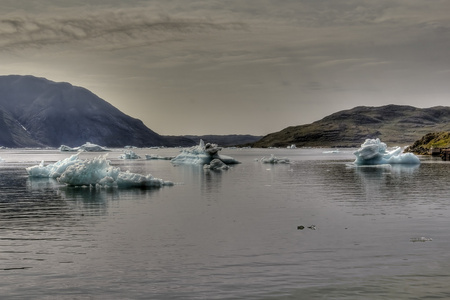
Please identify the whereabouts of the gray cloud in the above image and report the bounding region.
[2,0,450,135]
[0,11,248,51]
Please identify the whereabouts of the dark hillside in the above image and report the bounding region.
[0,75,167,147]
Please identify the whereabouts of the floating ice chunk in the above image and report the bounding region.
[26,154,81,178]
[115,171,173,188]
[260,154,290,164]
[57,155,172,188]
[0,157,4,162]
[58,155,118,186]
[204,158,230,170]
[119,150,141,159]
[410,237,433,242]
[171,139,240,165]
[59,142,109,152]
[323,149,340,154]
[145,154,174,160]
[353,138,420,165]
[59,145,77,152]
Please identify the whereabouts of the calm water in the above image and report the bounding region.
[1,148,450,299]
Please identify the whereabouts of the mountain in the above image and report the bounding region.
[0,75,175,148]
[251,105,450,148]
[0,75,261,148]
[182,135,263,147]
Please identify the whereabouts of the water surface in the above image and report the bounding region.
[0,148,449,299]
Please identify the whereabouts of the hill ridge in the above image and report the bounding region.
[251,105,450,148]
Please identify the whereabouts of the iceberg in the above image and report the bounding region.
[171,140,240,165]
[353,138,420,165]
[27,155,173,188]
[119,150,141,159]
[59,142,109,152]
[58,155,173,188]
[260,154,290,164]
[26,154,81,178]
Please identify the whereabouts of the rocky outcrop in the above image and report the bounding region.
[404,132,450,155]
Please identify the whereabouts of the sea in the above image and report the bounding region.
[1,147,450,299]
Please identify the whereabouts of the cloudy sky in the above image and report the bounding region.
[2,0,450,135]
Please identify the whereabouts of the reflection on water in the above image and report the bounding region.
[27,177,62,191]
[202,168,224,197]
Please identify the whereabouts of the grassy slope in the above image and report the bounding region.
[405,132,450,154]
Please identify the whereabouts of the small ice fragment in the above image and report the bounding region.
[59,142,109,152]
[260,154,290,164]
[171,139,240,165]
[119,150,141,159]
[410,237,433,242]
[145,154,174,160]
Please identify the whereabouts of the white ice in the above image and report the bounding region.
[353,138,420,165]
[260,154,290,164]
[171,139,240,165]
[119,150,141,159]
[26,154,81,178]
[59,142,109,152]
[27,154,173,188]
[323,149,340,154]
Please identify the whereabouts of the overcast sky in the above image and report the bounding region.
[2,0,450,135]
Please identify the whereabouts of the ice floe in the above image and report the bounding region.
[119,150,141,159]
[145,154,174,160]
[27,154,173,188]
[322,149,340,154]
[171,140,240,165]
[59,142,109,152]
[410,237,433,242]
[260,154,290,164]
[353,138,420,165]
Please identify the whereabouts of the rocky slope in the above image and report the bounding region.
[251,105,450,148]
[404,132,450,155]
[0,75,171,148]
